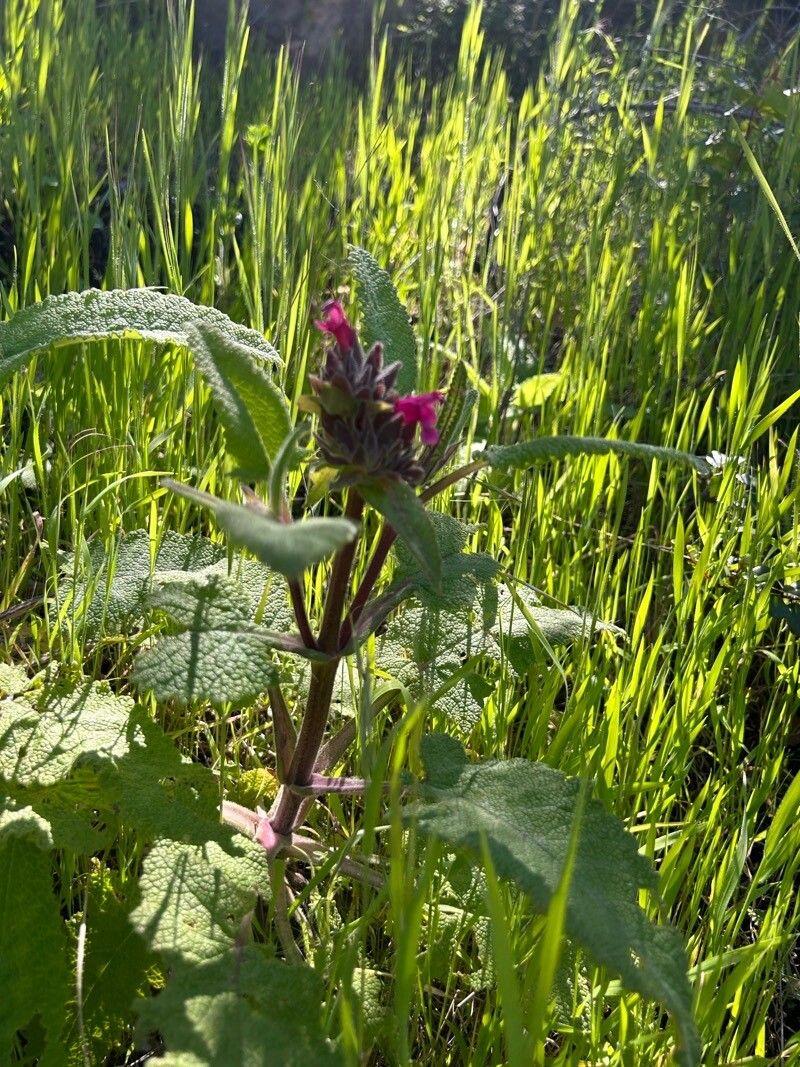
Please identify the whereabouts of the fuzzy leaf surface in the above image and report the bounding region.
[132,575,280,706]
[0,287,280,386]
[138,948,341,1066]
[0,681,134,788]
[166,481,358,577]
[61,529,226,638]
[130,836,270,964]
[410,734,700,1067]
[348,246,417,392]
[188,321,290,481]
[392,512,499,613]
[0,807,70,1061]
[485,435,710,474]
[378,606,491,731]
[489,585,623,670]
[1,676,220,846]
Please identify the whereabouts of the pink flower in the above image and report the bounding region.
[394,391,445,445]
[315,299,356,352]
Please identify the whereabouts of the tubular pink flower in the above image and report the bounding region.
[315,299,357,352]
[394,391,445,445]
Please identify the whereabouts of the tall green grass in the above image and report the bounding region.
[2,0,800,1062]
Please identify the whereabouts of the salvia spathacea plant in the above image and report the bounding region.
[0,252,712,1064]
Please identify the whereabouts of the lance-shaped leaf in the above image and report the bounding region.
[132,575,282,707]
[130,836,270,964]
[361,476,441,588]
[165,480,359,577]
[485,435,711,475]
[188,321,291,482]
[0,807,70,1061]
[137,948,341,1066]
[0,287,280,387]
[409,734,701,1067]
[348,246,417,392]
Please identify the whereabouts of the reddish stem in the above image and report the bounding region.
[270,491,364,837]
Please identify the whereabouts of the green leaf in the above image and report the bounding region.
[348,246,418,392]
[392,512,499,613]
[130,836,270,964]
[0,806,70,1062]
[1,677,221,847]
[101,712,220,844]
[137,948,341,1066]
[425,361,477,470]
[269,423,311,516]
[0,661,34,698]
[489,585,623,670]
[188,321,291,482]
[133,575,280,706]
[410,735,700,1067]
[0,681,134,788]
[60,528,227,638]
[0,287,280,387]
[378,605,492,732]
[515,372,562,408]
[165,480,359,578]
[485,435,711,475]
[361,477,441,588]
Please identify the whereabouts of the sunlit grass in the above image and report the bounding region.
[2,0,800,1062]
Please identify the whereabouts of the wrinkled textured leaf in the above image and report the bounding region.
[0,287,280,386]
[348,246,417,393]
[138,948,341,1066]
[392,512,499,613]
[362,477,441,587]
[61,529,226,638]
[101,712,220,843]
[485,435,711,474]
[188,321,290,481]
[130,836,270,964]
[0,807,70,1061]
[166,481,359,577]
[411,735,700,1067]
[0,661,33,698]
[133,575,279,706]
[489,585,623,670]
[0,681,134,788]
[378,606,491,732]
[1,675,220,847]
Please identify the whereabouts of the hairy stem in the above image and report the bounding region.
[338,460,486,647]
[270,491,364,836]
